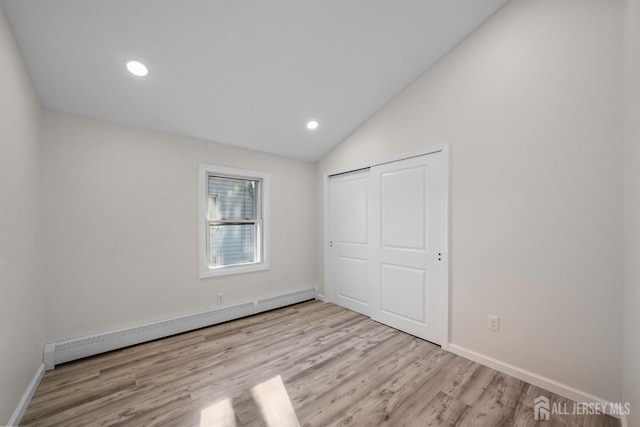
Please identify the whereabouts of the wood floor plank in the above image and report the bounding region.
[290,332,420,421]
[21,373,137,424]
[457,372,529,427]
[136,307,354,392]
[412,391,471,426]
[189,312,379,403]
[21,301,620,427]
[366,353,472,425]
[319,346,455,426]
[442,363,497,407]
[183,316,372,401]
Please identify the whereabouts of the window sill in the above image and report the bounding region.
[200,262,269,279]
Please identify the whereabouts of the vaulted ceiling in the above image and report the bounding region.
[2,0,508,161]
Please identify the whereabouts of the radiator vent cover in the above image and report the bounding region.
[256,288,317,313]
[44,288,316,370]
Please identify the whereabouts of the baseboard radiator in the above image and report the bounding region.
[44,288,317,370]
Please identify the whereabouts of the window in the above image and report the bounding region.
[199,164,270,278]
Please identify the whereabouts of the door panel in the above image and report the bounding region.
[370,153,445,343]
[330,170,370,315]
[334,177,368,245]
[380,264,426,323]
[337,256,369,304]
[381,166,426,250]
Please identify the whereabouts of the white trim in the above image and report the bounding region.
[441,144,450,350]
[323,172,333,303]
[324,145,447,178]
[323,144,450,345]
[44,288,316,370]
[447,344,622,419]
[198,164,270,279]
[8,363,45,426]
[313,285,325,302]
[621,413,628,427]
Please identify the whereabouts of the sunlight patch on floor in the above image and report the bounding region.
[200,375,300,426]
[200,398,237,427]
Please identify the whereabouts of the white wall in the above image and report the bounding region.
[623,0,640,424]
[317,0,624,402]
[42,110,317,342]
[0,4,44,424]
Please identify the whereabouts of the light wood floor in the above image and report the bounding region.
[22,301,619,426]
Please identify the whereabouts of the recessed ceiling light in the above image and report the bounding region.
[125,60,148,77]
[306,120,319,130]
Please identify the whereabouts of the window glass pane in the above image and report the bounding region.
[207,195,218,221]
[208,176,257,220]
[209,223,256,267]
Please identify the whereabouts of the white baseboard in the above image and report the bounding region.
[316,293,326,302]
[8,363,45,426]
[447,344,622,419]
[44,288,316,370]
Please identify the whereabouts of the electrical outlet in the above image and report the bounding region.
[217,293,224,305]
[487,315,500,332]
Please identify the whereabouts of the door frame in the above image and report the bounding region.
[322,144,450,350]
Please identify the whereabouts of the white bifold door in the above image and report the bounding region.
[329,152,445,344]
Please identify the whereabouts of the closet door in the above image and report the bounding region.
[369,153,445,344]
[329,169,371,316]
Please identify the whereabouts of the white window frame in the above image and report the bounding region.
[199,164,270,278]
